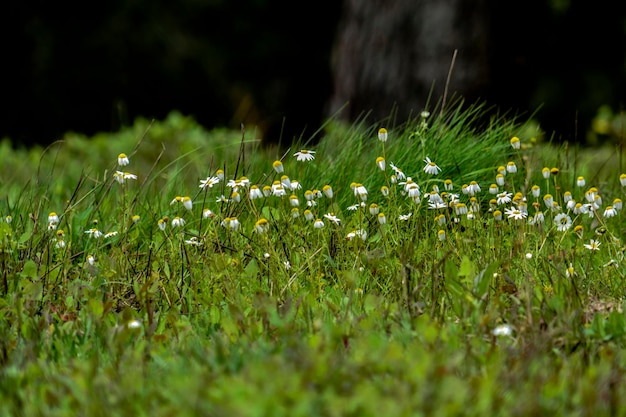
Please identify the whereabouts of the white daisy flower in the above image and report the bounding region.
[554,213,572,232]
[423,157,441,175]
[294,150,316,161]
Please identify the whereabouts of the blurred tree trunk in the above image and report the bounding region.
[328,0,491,124]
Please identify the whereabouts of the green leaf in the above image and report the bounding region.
[21,259,38,280]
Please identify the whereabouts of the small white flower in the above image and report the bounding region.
[399,213,413,221]
[127,320,142,329]
[378,128,388,142]
[254,219,270,234]
[510,137,521,150]
[182,196,193,211]
[423,157,441,175]
[118,153,130,166]
[604,206,617,218]
[272,160,284,173]
[376,157,386,171]
[492,324,513,337]
[554,213,572,232]
[87,255,95,265]
[321,185,333,199]
[104,231,118,238]
[496,191,512,205]
[584,239,601,251]
[294,150,316,162]
[85,228,103,238]
[506,162,517,174]
[199,176,220,189]
[203,208,214,219]
[313,219,324,229]
[323,213,341,225]
[171,217,185,228]
[229,217,240,231]
[249,185,263,200]
[185,237,203,246]
[504,207,527,220]
[48,212,59,225]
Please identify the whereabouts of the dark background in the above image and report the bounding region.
[2,0,625,146]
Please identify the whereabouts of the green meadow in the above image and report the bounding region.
[1,105,626,416]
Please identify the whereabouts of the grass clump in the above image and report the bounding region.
[1,103,626,416]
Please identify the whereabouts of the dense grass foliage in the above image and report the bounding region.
[1,108,626,416]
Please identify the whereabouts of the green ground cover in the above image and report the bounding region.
[1,106,626,416]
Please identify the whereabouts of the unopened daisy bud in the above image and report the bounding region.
[377,212,386,225]
[437,229,446,241]
[493,210,502,221]
[381,186,390,197]
[510,136,521,150]
[577,176,586,187]
[620,173,626,187]
[313,219,324,229]
[215,169,225,181]
[573,225,583,237]
[289,195,300,207]
[158,217,168,231]
[5,215,12,224]
[489,184,499,194]
[118,153,129,166]
[262,185,272,197]
[495,174,505,187]
[272,160,284,174]
[291,208,300,218]
[304,210,314,221]
[506,161,517,174]
[322,185,333,199]
[542,167,550,179]
[551,167,559,176]
[376,156,386,171]
[369,203,379,216]
[378,128,388,142]
[444,179,453,191]
[497,166,507,176]
[182,196,193,211]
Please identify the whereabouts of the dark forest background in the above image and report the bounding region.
[2,0,626,147]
